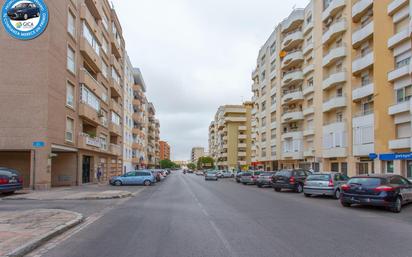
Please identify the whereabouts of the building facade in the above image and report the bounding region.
[123,54,135,173]
[209,103,253,170]
[159,141,171,160]
[191,147,205,164]
[0,0,126,189]
[251,0,412,179]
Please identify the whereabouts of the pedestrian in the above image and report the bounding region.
[97,167,102,183]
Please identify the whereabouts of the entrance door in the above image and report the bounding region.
[406,161,412,179]
[82,156,91,184]
[331,163,339,172]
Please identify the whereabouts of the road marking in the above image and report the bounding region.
[180,175,238,257]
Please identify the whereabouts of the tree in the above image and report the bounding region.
[187,163,196,170]
[160,159,177,169]
[197,157,214,170]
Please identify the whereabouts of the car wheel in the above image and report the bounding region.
[257,184,262,188]
[341,201,351,208]
[242,182,247,185]
[334,189,341,199]
[391,197,402,213]
[143,180,151,186]
[304,193,311,197]
[274,188,281,192]
[296,184,303,193]
[114,180,122,186]
[24,14,28,20]
[3,191,15,196]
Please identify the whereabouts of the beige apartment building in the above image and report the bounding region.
[0,0,126,189]
[191,147,205,164]
[251,0,412,179]
[144,102,160,168]
[209,103,253,171]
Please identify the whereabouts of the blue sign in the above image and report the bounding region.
[368,153,378,160]
[1,0,49,40]
[379,152,412,161]
[32,141,45,148]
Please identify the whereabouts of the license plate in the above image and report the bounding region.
[9,178,17,183]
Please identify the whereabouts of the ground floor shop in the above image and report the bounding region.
[0,145,122,190]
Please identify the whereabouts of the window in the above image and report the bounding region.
[307,78,313,87]
[81,85,100,111]
[66,82,74,108]
[111,112,121,125]
[357,163,368,175]
[112,68,120,85]
[102,11,109,31]
[261,117,267,127]
[336,112,343,122]
[100,134,107,150]
[271,94,276,106]
[396,122,411,138]
[386,161,394,174]
[261,101,266,111]
[271,128,276,139]
[271,146,276,156]
[66,117,74,142]
[270,42,276,55]
[102,36,109,54]
[361,72,370,86]
[396,85,412,103]
[67,11,75,36]
[82,22,100,55]
[67,46,75,73]
[102,61,108,78]
[337,88,343,97]
[262,132,266,142]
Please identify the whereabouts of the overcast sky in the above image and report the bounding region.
[112,0,308,161]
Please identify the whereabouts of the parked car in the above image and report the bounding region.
[0,167,23,194]
[235,172,244,183]
[240,171,261,185]
[221,171,234,178]
[256,172,275,188]
[303,172,349,199]
[205,171,218,181]
[7,2,40,20]
[195,171,204,176]
[340,174,412,213]
[272,169,311,193]
[110,170,155,186]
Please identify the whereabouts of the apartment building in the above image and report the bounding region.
[209,103,253,171]
[251,0,412,178]
[0,0,125,189]
[123,54,135,173]
[145,103,160,168]
[191,147,205,164]
[159,141,171,160]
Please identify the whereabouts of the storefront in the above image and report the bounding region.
[378,152,412,179]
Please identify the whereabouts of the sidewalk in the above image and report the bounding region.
[0,209,83,257]
[2,184,142,201]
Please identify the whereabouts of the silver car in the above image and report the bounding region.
[205,171,218,181]
[303,172,349,199]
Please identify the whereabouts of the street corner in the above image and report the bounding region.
[0,209,84,257]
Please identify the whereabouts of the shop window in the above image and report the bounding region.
[386,161,394,174]
[357,163,368,175]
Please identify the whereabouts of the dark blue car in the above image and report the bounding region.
[7,2,40,20]
[0,167,23,194]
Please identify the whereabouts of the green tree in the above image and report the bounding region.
[187,163,196,170]
[197,157,214,170]
[160,159,176,169]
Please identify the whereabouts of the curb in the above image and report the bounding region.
[3,192,133,201]
[5,210,84,257]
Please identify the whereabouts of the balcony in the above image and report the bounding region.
[238,152,247,157]
[302,85,314,96]
[132,113,143,124]
[79,102,100,125]
[282,130,303,140]
[281,90,304,105]
[281,9,304,33]
[79,69,106,101]
[224,106,246,115]
[303,42,314,55]
[322,147,347,158]
[352,20,374,48]
[225,117,247,123]
[322,19,347,45]
[80,38,102,73]
[303,107,314,116]
[353,112,373,127]
[388,100,411,115]
[238,134,247,140]
[270,69,277,80]
[109,143,122,156]
[78,133,104,152]
[109,123,122,136]
[388,28,410,49]
[110,99,122,116]
[238,143,247,148]
[111,78,122,98]
[389,138,411,150]
[304,148,315,157]
[110,54,122,75]
[323,45,346,67]
[303,64,315,76]
[322,0,346,21]
[282,110,304,123]
[252,82,259,91]
[388,0,409,16]
[322,71,346,91]
[270,103,277,113]
[238,126,247,131]
[353,143,374,156]
[283,150,304,160]
[304,21,314,35]
[282,70,304,87]
[271,121,277,129]
[352,50,374,75]
[352,82,374,101]
[303,128,315,137]
[352,0,373,21]
[388,63,410,82]
[282,30,304,51]
[85,0,103,20]
[80,4,102,43]
[281,50,304,69]
[323,95,347,112]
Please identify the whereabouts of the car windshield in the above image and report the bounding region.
[276,170,291,177]
[307,174,331,181]
[348,178,384,187]
[260,172,273,176]
[242,173,251,176]
[15,3,30,8]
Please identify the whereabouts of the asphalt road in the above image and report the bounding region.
[32,172,412,257]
